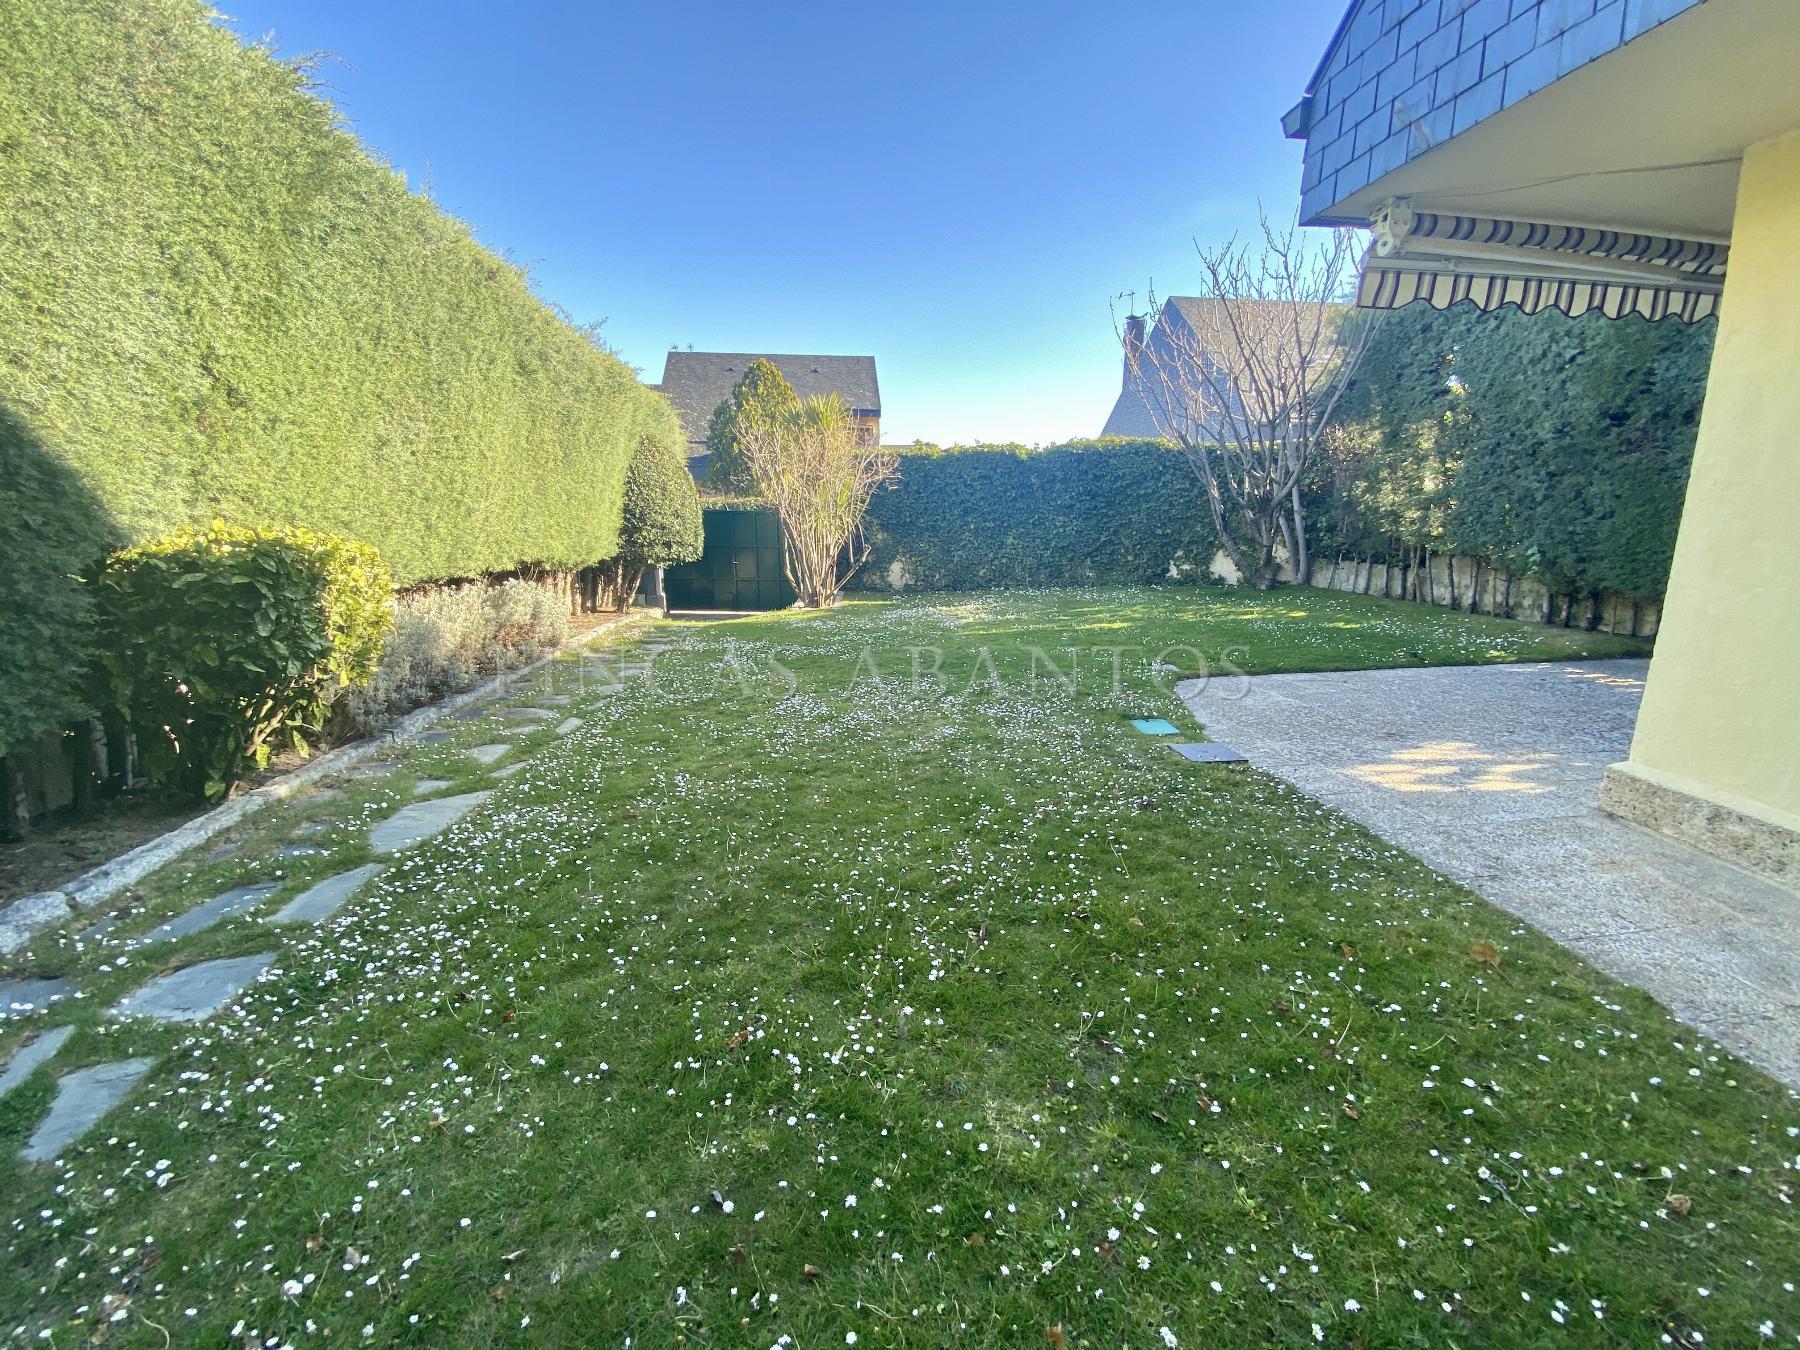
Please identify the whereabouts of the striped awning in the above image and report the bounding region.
[1356,201,1726,323]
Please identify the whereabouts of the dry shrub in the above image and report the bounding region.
[333,578,570,735]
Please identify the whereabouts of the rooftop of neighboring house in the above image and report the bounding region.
[1101,297,1345,439]
[654,352,881,450]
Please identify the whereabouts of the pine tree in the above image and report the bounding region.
[705,358,799,494]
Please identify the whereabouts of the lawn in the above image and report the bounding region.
[2,586,1793,1348]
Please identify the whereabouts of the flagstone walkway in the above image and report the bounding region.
[0,635,670,1162]
[1179,658,1800,1084]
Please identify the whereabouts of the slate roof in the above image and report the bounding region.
[657,352,880,448]
[1102,299,1224,440]
[1101,298,1348,440]
[1101,377,1169,439]
[1287,0,1703,225]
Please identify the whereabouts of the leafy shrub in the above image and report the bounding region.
[87,523,394,802]
[0,0,683,756]
[590,435,705,610]
[859,440,1220,591]
[333,579,572,735]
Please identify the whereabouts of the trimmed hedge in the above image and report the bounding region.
[861,306,1709,605]
[1311,302,1712,599]
[859,440,1219,591]
[0,0,679,754]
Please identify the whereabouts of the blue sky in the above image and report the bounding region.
[219,1,1346,446]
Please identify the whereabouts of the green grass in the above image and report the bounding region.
[2,586,1793,1348]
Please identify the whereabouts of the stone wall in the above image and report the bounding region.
[1299,551,1661,635]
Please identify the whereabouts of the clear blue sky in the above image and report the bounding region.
[219,1,1346,446]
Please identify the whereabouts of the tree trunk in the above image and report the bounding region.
[1289,485,1309,586]
[4,752,30,840]
[618,564,645,612]
[65,723,94,820]
[103,719,130,797]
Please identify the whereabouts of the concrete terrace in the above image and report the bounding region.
[1181,659,1800,1084]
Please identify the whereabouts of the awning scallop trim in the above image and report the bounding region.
[1355,200,1725,323]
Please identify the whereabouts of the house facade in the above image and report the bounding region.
[654,351,880,483]
[1286,0,1800,880]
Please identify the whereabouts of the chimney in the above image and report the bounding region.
[1122,313,1147,391]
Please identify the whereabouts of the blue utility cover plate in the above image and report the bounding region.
[1131,718,1181,735]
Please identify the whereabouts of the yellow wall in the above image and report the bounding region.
[1618,127,1800,834]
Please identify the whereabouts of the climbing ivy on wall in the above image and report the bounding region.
[859,441,1220,591]
[1310,302,1714,599]
[0,0,680,754]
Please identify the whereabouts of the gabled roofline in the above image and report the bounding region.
[1286,0,1363,137]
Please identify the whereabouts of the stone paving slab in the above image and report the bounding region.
[1179,659,1800,1085]
[271,864,384,924]
[492,762,528,780]
[502,707,554,722]
[79,912,125,942]
[0,892,75,956]
[0,977,77,1015]
[466,744,510,766]
[1169,741,1246,764]
[111,953,276,1023]
[556,717,584,735]
[413,779,452,796]
[22,1057,157,1162]
[368,792,492,854]
[124,883,280,948]
[0,1025,75,1100]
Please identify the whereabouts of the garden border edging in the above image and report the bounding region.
[0,609,651,954]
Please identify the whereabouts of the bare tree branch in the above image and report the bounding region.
[738,396,897,608]
[1122,211,1377,588]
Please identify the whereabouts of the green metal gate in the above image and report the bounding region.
[664,507,796,611]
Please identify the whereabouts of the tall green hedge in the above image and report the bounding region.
[859,440,1219,590]
[0,0,680,754]
[1310,302,1713,598]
